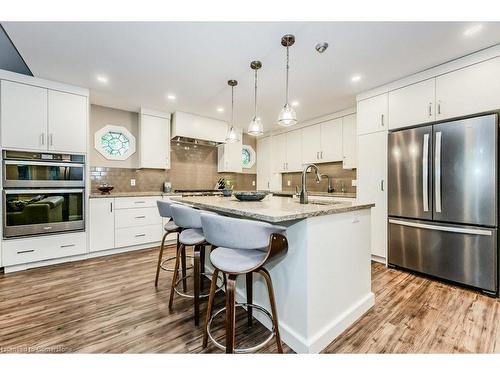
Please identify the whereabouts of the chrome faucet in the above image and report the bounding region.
[321,174,334,193]
[299,164,322,204]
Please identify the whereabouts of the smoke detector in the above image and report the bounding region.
[315,42,329,53]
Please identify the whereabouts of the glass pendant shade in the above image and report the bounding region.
[248,117,264,136]
[225,125,240,143]
[225,79,240,143]
[278,103,298,127]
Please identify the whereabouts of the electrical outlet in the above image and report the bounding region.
[352,179,357,187]
[287,180,291,186]
[252,180,255,186]
[130,179,136,187]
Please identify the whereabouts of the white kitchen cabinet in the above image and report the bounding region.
[139,109,171,169]
[435,57,500,121]
[342,114,357,169]
[388,78,435,130]
[272,133,287,173]
[357,131,388,260]
[1,80,48,151]
[285,129,303,172]
[218,128,242,173]
[301,124,321,164]
[48,90,87,153]
[256,136,282,191]
[320,118,343,162]
[357,93,388,135]
[89,198,115,252]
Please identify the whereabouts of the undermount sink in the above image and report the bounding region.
[292,198,342,206]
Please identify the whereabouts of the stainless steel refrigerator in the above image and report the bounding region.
[388,113,498,294]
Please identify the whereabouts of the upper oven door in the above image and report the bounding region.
[3,160,85,188]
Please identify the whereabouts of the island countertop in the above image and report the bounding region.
[170,195,374,223]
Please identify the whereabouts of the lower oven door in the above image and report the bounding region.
[3,189,85,238]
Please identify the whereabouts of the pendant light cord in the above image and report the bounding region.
[254,69,258,120]
[231,85,234,129]
[285,46,290,105]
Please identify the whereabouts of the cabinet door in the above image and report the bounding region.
[140,114,170,169]
[257,136,271,190]
[357,132,388,260]
[217,129,242,173]
[272,133,287,173]
[357,93,388,135]
[286,129,303,171]
[342,114,357,169]
[436,57,500,121]
[90,198,115,252]
[388,78,435,129]
[320,118,343,162]
[301,124,321,164]
[48,90,87,153]
[1,80,48,151]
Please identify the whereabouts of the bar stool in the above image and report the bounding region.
[169,204,222,325]
[200,213,288,353]
[155,200,190,291]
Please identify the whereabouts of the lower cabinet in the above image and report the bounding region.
[89,198,115,252]
[2,232,86,267]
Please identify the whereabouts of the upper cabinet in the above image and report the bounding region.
[48,90,87,153]
[1,80,48,151]
[1,80,88,153]
[256,136,282,191]
[272,130,303,173]
[217,128,242,173]
[357,93,388,135]
[272,133,287,173]
[435,57,500,121]
[388,78,435,130]
[301,124,321,164]
[139,109,171,169]
[302,118,343,164]
[342,114,357,169]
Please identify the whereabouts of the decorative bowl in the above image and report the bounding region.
[234,191,268,201]
[222,189,233,197]
[98,184,114,195]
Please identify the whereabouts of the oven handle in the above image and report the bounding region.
[3,160,85,168]
[5,188,85,194]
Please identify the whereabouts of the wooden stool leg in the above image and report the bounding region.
[180,235,187,293]
[168,243,184,310]
[225,274,237,353]
[246,272,253,327]
[193,245,201,326]
[258,268,283,353]
[203,268,219,348]
[200,245,206,292]
[154,232,168,287]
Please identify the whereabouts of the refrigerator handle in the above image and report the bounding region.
[435,131,442,213]
[422,133,429,212]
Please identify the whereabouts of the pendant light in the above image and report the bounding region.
[278,34,297,127]
[225,79,240,143]
[247,60,264,136]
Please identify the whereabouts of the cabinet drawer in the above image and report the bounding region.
[115,207,162,229]
[114,196,161,210]
[2,232,86,266]
[115,225,162,248]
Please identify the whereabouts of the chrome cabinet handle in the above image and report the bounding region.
[17,249,35,254]
[40,133,45,145]
[49,133,54,146]
[381,114,385,127]
[135,234,146,237]
[110,202,113,212]
[428,103,432,117]
[135,216,146,219]
[134,201,146,204]
[435,131,442,213]
[320,151,323,159]
[60,244,76,248]
[422,133,430,212]
[437,101,441,115]
[316,151,319,159]
[380,179,384,191]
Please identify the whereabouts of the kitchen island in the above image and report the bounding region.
[171,195,375,353]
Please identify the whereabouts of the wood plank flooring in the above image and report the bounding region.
[1,246,499,353]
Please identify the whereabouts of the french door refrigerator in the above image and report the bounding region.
[388,113,498,294]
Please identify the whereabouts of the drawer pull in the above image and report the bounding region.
[60,244,76,248]
[135,234,146,237]
[134,201,146,204]
[17,249,35,254]
[135,216,146,219]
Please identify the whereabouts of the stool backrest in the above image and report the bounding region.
[157,200,174,218]
[170,204,202,229]
[200,212,286,250]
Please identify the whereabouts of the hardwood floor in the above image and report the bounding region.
[1,246,499,353]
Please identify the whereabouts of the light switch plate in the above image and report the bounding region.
[252,180,255,186]
[130,179,136,187]
[287,180,291,186]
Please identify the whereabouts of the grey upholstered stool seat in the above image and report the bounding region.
[155,200,183,288]
[200,212,288,354]
[179,228,205,245]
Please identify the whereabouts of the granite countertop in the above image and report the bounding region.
[271,191,357,199]
[89,191,223,198]
[171,195,373,223]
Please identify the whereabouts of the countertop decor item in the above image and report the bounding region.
[225,80,240,143]
[97,183,114,195]
[234,191,267,201]
[222,189,233,197]
[278,34,298,127]
[247,60,264,135]
[94,124,136,161]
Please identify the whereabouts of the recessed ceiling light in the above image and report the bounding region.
[96,75,108,84]
[217,107,224,112]
[351,75,362,82]
[291,101,299,107]
[463,24,483,37]
[167,94,176,100]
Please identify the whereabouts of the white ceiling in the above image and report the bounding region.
[3,22,500,132]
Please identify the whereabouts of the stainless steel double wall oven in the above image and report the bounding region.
[2,150,86,238]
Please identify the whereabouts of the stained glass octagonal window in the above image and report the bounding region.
[95,125,136,161]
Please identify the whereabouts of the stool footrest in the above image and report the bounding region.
[174,272,224,299]
[160,255,194,273]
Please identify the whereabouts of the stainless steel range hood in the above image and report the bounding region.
[171,111,227,146]
[171,136,222,147]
